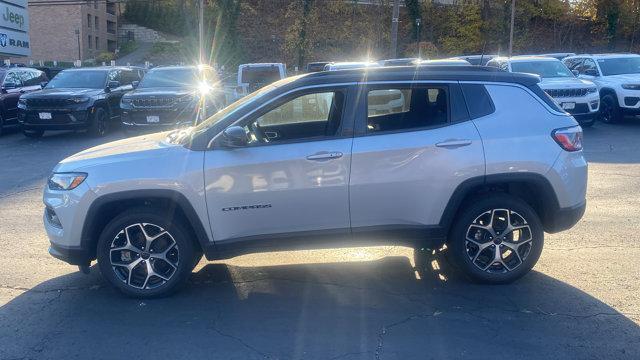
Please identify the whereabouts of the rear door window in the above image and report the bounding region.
[365,86,449,133]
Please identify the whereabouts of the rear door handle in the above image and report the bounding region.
[306,151,343,161]
[435,139,472,148]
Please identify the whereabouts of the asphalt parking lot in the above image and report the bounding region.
[0,122,639,360]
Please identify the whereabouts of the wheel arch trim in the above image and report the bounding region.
[80,189,212,260]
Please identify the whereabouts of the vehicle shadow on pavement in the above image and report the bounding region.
[1,252,639,360]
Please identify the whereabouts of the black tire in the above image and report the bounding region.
[447,194,544,284]
[599,94,622,124]
[97,207,200,298]
[23,129,44,138]
[88,107,108,137]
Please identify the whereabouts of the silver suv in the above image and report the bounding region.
[44,66,587,297]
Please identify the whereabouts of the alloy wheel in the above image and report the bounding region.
[109,223,180,290]
[465,209,533,274]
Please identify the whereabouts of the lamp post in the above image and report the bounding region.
[416,18,421,59]
[75,29,81,61]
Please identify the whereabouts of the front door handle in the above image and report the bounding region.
[306,151,343,161]
[435,139,472,148]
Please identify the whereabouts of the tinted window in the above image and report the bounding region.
[366,86,448,133]
[579,59,599,75]
[461,84,495,119]
[563,58,583,71]
[244,91,344,144]
[241,67,281,84]
[47,70,107,89]
[597,57,640,76]
[120,70,141,85]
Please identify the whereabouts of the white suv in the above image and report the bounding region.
[487,56,600,126]
[563,53,640,123]
[44,67,587,297]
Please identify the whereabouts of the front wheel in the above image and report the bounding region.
[88,107,108,137]
[97,207,200,297]
[599,94,621,124]
[447,194,544,284]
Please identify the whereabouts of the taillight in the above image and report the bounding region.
[552,126,583,151]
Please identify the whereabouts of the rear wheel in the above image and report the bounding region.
[97,207,200,298]
[23,129,44,138]
[88,107,108,137]
[447,194,544,284]
[599,94,621,124]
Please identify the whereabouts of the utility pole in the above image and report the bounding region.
[198,0,205,64]
[509,0,515,57]
[416,18,421,59]
[390,0,400,58]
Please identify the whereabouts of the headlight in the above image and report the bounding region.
[586,87,598,94]
[48,172,87,190]
[178,94,197,103]
[17,98,26,108]
[70,96,90,104]
[621,84,640,90]
[121,97,133,105]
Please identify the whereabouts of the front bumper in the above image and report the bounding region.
[49,243,92,266]
[19,108,93,130]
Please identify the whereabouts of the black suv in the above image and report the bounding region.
[18,66,145,138]
[120,65,225,130]
[0,67,48,136]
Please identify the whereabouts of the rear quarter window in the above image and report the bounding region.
[461,84,495,119]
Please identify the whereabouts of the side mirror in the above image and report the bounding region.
[107,80,120,89]
[571,69,579,76]
[131,80,139,88]
[220,126,248,148]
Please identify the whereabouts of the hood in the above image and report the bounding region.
[23,88,103,98]
[601,73,640,83]
[539,77,595,89]
[55,131,181,172]
[124,87,195,98]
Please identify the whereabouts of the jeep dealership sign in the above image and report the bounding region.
[0,0,29,57]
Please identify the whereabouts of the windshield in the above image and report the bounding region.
[511,60,574,78]
[140,69,201,88]
[46,70,107,89]
[597,57,640,76]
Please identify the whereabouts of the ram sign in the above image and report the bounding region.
[0,0,29,57]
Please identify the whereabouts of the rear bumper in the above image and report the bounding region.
[544,201,586,233]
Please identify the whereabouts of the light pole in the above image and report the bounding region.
[509,0,515,57]
[416,18,421,59]
[198,0,204,64]
[75,29,81,61]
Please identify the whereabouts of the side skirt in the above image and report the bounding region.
[203,225,446,261]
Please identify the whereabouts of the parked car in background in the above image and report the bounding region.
[18,66,145,138]
[542,53,576,61]
[35,66,65,81]
[44,66,586,297]
[121,65,225,131]
[488,56,599,126]
[378,58,421,66]
[454,55,497,66]
[563,53,640,123]
[306,62,331,72]
[323,61,379,71]
[0,67,48,136]
[235,63,286,99]
[420,59,471,66]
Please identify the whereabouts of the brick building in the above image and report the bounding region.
[23,0,118,62]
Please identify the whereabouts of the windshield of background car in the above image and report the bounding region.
[240,67,281,84]
[511,60,574,78]
[46,70,107,89]
[139,69,202,88]
[597,57,640,76]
